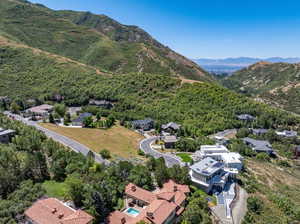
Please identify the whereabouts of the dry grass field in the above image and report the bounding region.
[40,123,144,159]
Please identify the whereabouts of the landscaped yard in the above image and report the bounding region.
[40,123,144,159]
[42,180,68,199]
[177,153,193,163]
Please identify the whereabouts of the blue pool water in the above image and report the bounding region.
[125,208,140,216]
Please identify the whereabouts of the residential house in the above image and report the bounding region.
[163,135,178,149]
[107,180,190,224]
[189,157,229,193]
[276,130,298,138]
[89,99,113,109]
[210,129,237,145]
[26,104,54,118]
[68,107,82,116]
[195,145,243,174]
[0,128,15,143]
[251,128,268,135]
[24,198,94,224]
[237,114,255,121]
[72,112,92,127]
[131,119,154,131]
[161,122,181,135]
[294,146,300,159]
[243,137,274,155]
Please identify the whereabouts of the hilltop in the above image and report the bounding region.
[221,62,300,114]
[0,0,212,82]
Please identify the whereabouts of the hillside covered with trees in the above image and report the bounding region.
[222,62,300,114]
[0,0,212,82]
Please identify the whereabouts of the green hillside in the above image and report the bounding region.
[1,42,299,136]
[0,0,212,82]
[222,62,300,114]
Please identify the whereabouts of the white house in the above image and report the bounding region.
[195,145,243,174]
[276,130,298,138]
[189,157,229,193]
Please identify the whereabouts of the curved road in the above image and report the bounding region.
[4,112,110,165]
[140,136,183,167]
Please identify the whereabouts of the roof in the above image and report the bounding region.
[0,128,15,136]
[145,199,177,224]
[132,118,154,125]
[252,129,268,135]
[200,145,229,154]
[190,157,224,176]
[24,198,94,224]
[295,146,300,152]
[276,130,298,137]
[243,137,273,152]
[110,181,189,224]
[161,122,181,130]
[237,114,255,120]
[72,112,92,123]
[27,104,53,114]
[125,183,156,204]
[164,135,178,143]
[89,99,112,106]
[221,152,243,164]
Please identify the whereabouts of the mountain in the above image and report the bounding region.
[194,57,300,74]
[0,0,212,82]
[222,61,300,114]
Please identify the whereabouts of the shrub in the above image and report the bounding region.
[99,149,111,159]
[247,196,263,214]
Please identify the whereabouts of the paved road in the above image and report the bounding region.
[140,136,183,167]
[4,112,110,165]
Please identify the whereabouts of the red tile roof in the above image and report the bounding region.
[108,180,189,224]
[125,183,156,204]
[24,198,94,224]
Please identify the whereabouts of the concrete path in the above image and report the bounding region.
[231,186,248,224]
[4,112,110,165]
[140,136,183,167]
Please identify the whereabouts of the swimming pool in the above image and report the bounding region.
[125,207,140,217]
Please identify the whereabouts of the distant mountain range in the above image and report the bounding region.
[193,57,300,74]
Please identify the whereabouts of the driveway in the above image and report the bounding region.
[4,112,110,165]
[140,136,183,167]
[231,186,248,224]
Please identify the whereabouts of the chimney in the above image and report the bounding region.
[58,213,64,219]
[121,217,126,224]
[131,185,136,192]
[147,212,154,219]
[174,185,178,192]
[51,208,57,214]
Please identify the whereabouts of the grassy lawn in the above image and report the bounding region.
[42,180,67,199]
[177,153,193,163]
[40,123,143,159]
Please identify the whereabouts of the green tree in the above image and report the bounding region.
[54,104,66,118]
[99,149,111,159]
[10,101,21,114]
[65,175,86,207]
[247,196,263,214]
[49,113,55,123]
[83,116,93,128]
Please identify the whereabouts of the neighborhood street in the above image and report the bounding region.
[4,112,110,165]
[140,136,183,167]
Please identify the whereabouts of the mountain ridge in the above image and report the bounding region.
[0,0,213,82]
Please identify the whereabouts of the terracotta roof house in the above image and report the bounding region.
[24,198,94,224]
[26,104,54,117]
[107,180,189,224]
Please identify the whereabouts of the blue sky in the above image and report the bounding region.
[30,0,300,59]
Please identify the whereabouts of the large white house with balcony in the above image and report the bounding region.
[189,157,229,193]
[194,145,243,174]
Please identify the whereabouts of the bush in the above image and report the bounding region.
[99,149,111,159]
[255,152,270,162]
[247,196,263,214]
